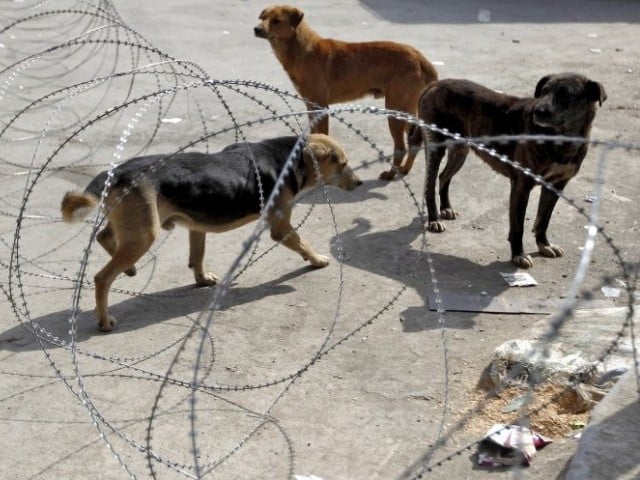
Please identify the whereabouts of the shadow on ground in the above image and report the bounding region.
[359,0,640,24]
[331,216,521,332]
[0,266,317,351]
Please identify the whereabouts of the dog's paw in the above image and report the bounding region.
[309,254,330,268]
[196,272,219,286]
[398,165,412,176]
[124,265,137,277]
[427,221,446,233]
[98,314,117,332]
[378,170,395,181]
[538,244,565,258]
[512,255,534,269]
[440,208,458,220]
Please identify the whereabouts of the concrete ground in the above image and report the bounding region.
[0,1,638,479]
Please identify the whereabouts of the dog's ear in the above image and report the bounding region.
[258,8,267,20]
[303,139,329,164]
[534,75,552,98]
[288,8,304,28]
[586,80,607,106]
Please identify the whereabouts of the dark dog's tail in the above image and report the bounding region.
[407,123,424,153]
[61,191,98,222]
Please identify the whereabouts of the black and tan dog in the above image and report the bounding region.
[406,73,606,268]
[254,5,438,180]
[61,134,362,331]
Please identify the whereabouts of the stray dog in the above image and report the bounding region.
[254,4,438,180]
[61,134,362,331]
[407,73,606,268]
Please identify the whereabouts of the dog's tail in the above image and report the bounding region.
[420,56,439,84]
[407,123,424,152]
[61,190,98,223]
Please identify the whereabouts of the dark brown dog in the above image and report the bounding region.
[61,134,362,331]
[254,4,438,180]
[407,73,606,268]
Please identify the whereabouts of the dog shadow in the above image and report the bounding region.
[297,178,389,206]
[0,266,315,351]
[331,216,516,332]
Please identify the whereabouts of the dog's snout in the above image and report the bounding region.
[532,103,554,128]
[534,104,551,119]
[254,25,266,38]
[345,170,363,191]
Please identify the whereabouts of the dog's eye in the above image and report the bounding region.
[556,86,571,99]
[555,87,573,106]
[271,18,280,25]
[330,151,340,163]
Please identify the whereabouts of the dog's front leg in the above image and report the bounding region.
[533,180,568,259]
[508,176,535,268]
[188,230,219,286]
[424,143,447,232]
[269,215,329,268]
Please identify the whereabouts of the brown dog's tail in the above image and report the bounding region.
[61,191,98,223]
[420,56,439,84]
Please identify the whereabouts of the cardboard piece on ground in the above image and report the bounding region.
[427,293,553,314]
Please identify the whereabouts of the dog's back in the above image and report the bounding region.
[81,137,304,224]
[413,76,603,178]
[419,75,604,140]
[306,38,436,102]
[418,79,524,138]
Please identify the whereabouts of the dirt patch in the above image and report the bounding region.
[461,383,591,439]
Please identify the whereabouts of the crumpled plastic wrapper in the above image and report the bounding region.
[477,424,552,467]
[500,272,538,287]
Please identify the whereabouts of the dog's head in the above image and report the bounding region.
[532,73,606,135]
[303,134,362,191]
[254,5,304,40]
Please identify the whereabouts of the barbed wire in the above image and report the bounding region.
[1,2,638,479]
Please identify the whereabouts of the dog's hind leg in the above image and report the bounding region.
[533,179,568,259]
[96,222,137,277]
[93,190,158,331]
[438,145,468,220]
[398,124,424,178]
[388,125,424,180]
[94,235,155,332]
[379,116,408,180]
[188,230,219,286]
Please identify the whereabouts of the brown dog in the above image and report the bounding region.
[407,73,606,268]
[254,4,438,180]
[61,134,362,331]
